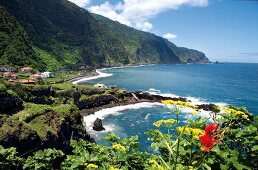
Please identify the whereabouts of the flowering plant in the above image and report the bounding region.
[1,100,257,169]
[145,100,256,169]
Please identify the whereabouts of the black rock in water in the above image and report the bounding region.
[197,104,220,113]
[93,118,105,131]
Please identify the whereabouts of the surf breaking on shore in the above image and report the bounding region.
[72,69,112,84]
[83,102,162,132]
[71,66,229,138]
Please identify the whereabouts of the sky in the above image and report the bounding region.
[68,0,258,63]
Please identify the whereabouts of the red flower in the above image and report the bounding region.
[200,135,216,152]
[204,123,218,135]
[200,123,223,152]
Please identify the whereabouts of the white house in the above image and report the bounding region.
[0,66,13,72]
[94,83,107,88]
[41,72,54,78]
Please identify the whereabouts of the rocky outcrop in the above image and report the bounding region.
[76,94,115,110]
[197,104,220,113]
[12,86,55,105]
[0,90,23,114]
[93,118,105,131]
[0,109,94,155]
[133,92,189,102]
[0,121,41,154]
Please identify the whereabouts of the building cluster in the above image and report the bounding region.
[0,66,54,84]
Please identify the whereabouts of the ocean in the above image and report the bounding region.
[78,63,258,150]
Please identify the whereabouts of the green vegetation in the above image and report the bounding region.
[0,102,257,169]
[0,7,46,71]
[0,0,209,71]
[0,82,6,91]
[0,81,128,154]
[0,80,258,169]
[23,149,64,170]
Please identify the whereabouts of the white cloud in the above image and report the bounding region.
[89,2,132,26]
[89,0,208,31]
[68,0,91,7]
[163,33,177,39]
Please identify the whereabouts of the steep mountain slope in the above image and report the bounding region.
[0,6,46,71]
[92,14,209,64]
[0,0,210,71]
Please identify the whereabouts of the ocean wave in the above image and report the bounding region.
[83,102,162,131]
[147,88,227,107]
[101,64,152,71]
[72,69,113,84]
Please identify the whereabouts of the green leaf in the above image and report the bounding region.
[203,163,211,170]
[251,145,258,151]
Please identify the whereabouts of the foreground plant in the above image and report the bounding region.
[146,100,255,169]
[0,100,257,169]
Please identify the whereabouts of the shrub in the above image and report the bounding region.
[23,149,64,170]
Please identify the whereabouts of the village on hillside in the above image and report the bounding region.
[0,65,54,84]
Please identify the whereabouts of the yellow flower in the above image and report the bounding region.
[185,127,191,135]
[149,159,158,165]
[222,107,249,119]
[191,111,199,115]
[112,143,126,152]
[188,166,193,170]
[86,163,98,169]
[177,126,204,139]
[161,100,198,111]
[149,159,164,170]
[242,114,248,119]
[153,119,177,128]
[109,166,119,170]
[153,121,162,128]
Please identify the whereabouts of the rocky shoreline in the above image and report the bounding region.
[0,77,220,156]
[80,91,188,116]
[67,70,99,83]
[81,91,219,131]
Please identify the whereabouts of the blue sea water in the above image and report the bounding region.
[80,63,258,150]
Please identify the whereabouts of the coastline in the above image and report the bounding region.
[71,69,112,84]
[71,64,227,132]
[81,90,221,132]
[70,64,154,84]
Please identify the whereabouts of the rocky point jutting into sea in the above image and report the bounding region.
[0,76,222,155]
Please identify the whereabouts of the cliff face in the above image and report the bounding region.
[0,83,127,154]
[0,0,209,71]
[0,84,23,114]
[0,109,94,154]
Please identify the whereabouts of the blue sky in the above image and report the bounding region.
[69,0,258,63]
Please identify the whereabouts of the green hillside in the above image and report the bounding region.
[0,6,46,71]
[0,0,210,71]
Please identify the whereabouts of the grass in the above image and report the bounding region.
[28,115,57,139]
[33,46,62,71]
[16,103,51,121]
[0,83,6,91]
[15,103,76,139]
[51,83,75,90]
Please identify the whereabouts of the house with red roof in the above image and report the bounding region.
[20,67,33,73]
[3,72,13,78]
[19,79,36,84]
[10,74,18,79]
[30,74,42,80]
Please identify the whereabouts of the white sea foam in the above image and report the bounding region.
[146,88,228,121]
[144,113,151,120]
[73,64,153,84]
[83,102,162,131]
[147,89,228,107]
[148,88,161,93]
[101,64,152,71]
[72,69,112,84]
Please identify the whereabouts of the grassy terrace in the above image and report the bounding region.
[0,78,127,142]
[0,78,257,170]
